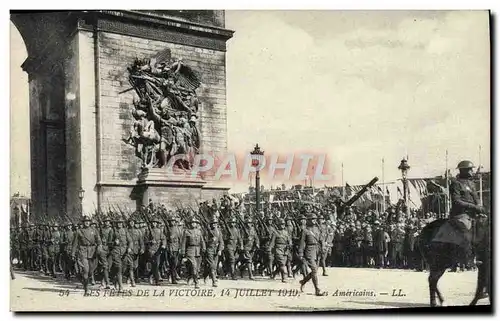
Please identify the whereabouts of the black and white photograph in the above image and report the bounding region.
[8,9,491,312]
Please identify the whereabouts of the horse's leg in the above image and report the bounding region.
[429,266,446,307]
[428,270,437,307]
[434,267,446,306]
[469,263,483,306]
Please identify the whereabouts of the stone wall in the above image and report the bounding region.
[96,28,229,204]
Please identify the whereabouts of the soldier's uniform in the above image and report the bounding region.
[203,218,224,287]
[285,217,295,277]
[146,218,166,285]
[298,214,325,296]
[240,218,259,280]
[71,216,102,294]
[18,224,30,271]
[180,218,205,288]
[61,223,75,279]
[261,216,276,276]
[317,218,329,275]
[98,219,113,288]
[373,220,387,269]
[166,216,182,284]
[333,226,344,267]
[27,224,36,270]
[138,221,149,282]
[46,224,61,277]
[109,219,133,291]
[127,219,145,287]
[353,223,364,267]
[390,223,405,269]
[404,224,417,270]
[223,217,242,280]
[293,217,307,276]
[363,225,374,267]
[270,218,291,282]
[449,174,483,235]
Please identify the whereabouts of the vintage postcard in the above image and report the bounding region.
[9,10,491,312]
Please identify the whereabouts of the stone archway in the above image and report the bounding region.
[11,10,233,220]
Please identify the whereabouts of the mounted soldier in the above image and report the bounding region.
[432,160,486,257]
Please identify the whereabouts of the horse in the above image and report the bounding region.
[417,215,490,307]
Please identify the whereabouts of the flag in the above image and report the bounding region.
[397,186,402,198]
[346,183,353,198]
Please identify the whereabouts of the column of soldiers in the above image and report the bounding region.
[11,197,476,296]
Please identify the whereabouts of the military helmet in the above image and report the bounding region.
[457,160,475,169]
[81,215,92,222]
[209,218,218,225]
[228,217,237,223]
[244,217,253,224]
[277,218,285,225]
[191,217,200,224]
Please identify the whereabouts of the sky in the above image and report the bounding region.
[10,10,491,195]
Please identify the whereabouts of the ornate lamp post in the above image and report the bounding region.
[78,188,85,215]
[250,144,264,214]
[398,159,410,216]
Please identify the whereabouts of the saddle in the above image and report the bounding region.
[432,216,473,249]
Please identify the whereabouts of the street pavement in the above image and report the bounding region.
[10,267,489,311]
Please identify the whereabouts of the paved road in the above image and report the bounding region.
[10,268,489,311]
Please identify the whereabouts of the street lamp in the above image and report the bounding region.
[398,159,410,216]
[78,188,85,214]
[250,144,264,215]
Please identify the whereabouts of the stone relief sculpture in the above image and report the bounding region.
[123,50,201,170]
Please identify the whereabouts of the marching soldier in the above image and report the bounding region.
[89,220,100,285]
[109,218,133,291]
[166,215,182,284]
[146,217,166,285]
[180,217,205,289]
[61,222,75,280]
[298,213,326,296]
[98,217,113,288]
[27,223,36,270]
[317,216,329,276]
[270,218,292,282]
[292,215,307,277]
[240,218,259,280]
[71,216,102,295]
[261,214,276,276]
[203,218,224,287]
[324,219,335,267]
[18,223,30,271]
[223,217,242,280]
[126,218,144,287]
[46,223,61,278]
[138,220,148,283]
[285,217,294,277]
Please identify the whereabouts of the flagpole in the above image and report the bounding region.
[445,150,450,217]
[341,163,345,201]
[479,145,483,207]
[382,158,385,213]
